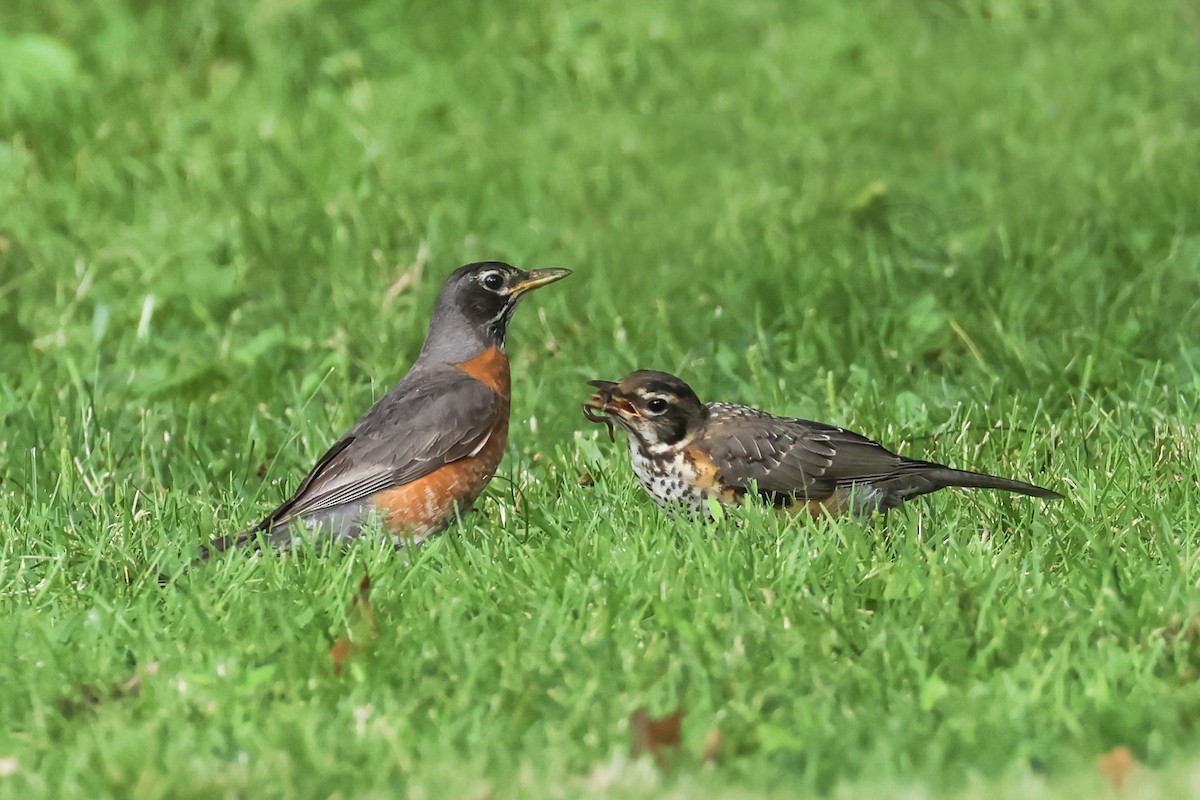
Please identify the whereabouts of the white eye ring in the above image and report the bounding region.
[645,397,669,415]
[481,271,505,291]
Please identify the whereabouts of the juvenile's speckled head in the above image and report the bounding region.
[584,370,707,453]
[420,262,571,362]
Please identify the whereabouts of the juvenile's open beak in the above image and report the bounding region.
[510,268,572,298]
[584,380,637,417]
[582,379,632,442]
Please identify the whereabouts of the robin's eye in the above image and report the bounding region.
[481,272,505,291]
[645,397,669,415]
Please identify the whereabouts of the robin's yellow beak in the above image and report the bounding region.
[509,268,572,298]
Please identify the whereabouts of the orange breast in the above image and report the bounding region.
[683,446,741,505]
[452,346,511,398]
[370,348,512,541]
[796,493,845,519]
[685,444,844,519]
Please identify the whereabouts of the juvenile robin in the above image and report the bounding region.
[202,262,570,557]
[583,370,1062,519]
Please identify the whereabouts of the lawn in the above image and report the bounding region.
[2,0,1199,797]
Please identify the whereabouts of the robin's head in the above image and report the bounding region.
[584,370,707,452]
[422,262,571,360]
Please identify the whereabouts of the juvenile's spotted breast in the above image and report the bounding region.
[584,370,1063,520]
[628,440,726,516]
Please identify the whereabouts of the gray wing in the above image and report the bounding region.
[701,405,907,501]
[258,367,501,531]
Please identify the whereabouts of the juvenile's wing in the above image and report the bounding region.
[700,403,1059,510]
[700,403,906,502]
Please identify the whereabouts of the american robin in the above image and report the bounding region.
[583,370,1062,519]
[202,262,570,557]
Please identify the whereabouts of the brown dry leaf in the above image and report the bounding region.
[382,244,428,308]
[115,672,142,697]
[629,706,684,769]
[1097,745,1137,790]
[577,472,594,487]
[56,684,103,716]
[700,727,723,762]
[55,662,156,717]
[331,571,376,676]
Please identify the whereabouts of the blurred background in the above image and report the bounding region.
[3,1,1198,439]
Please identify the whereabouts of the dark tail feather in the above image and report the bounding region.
[157,526,265,585]
[196,528,263,561]
[925,465,1063,500]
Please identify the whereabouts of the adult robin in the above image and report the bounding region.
[583,370,1062,519]
[202,262,570,557]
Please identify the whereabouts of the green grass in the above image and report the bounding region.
[3,0,1200,796]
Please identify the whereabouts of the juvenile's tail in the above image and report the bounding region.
[926,465,1063,500]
